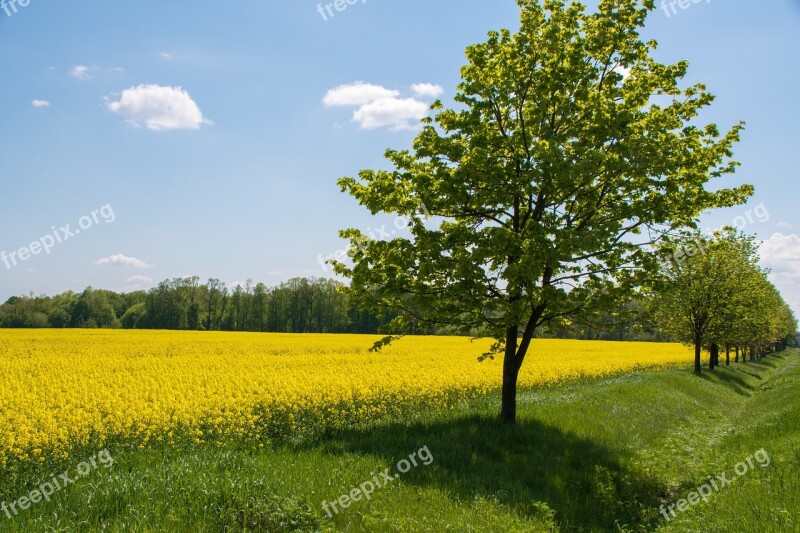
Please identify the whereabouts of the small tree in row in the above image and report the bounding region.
[651,229,797,373]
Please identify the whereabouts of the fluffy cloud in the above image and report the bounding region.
[31,99,50,108]
[323,81,442,130]
[410,83,444,98]
[95,254,153,269]
[352,97,430,130]
[760,232,800,314]
[106,84,212,131]
[70,65,93,79]
[761,233,800,276]
[323,82,399,107]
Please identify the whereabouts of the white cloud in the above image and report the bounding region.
[70,65,93,79]
[95,254,153,269]
[776,222,793,229]
[31,99,50,108]
[323,82,399,107]
[159,52,174,60]
[411,83,444,98]
[106,84,212,131]
[323,81,440,130]
[126,275,154,284]
[761,233,800,276]
[352,97,430,130]
[761,232,800,315]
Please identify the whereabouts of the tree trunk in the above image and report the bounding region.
[500,364,519,424]
[500,326,519,424]
[498,301,547,424]
[725,344,730,366]
[709,343,719,369]
[735,346,739,363]
[694,337,702,375]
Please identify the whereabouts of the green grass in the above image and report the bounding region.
[1,350,798,532]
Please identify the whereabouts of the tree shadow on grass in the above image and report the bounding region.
[734,367,764,380]
[698,368,756,396]
[748,358,777,369]
[313,414,665,531]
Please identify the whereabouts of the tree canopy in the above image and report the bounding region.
[333,0,753,423]
[651,230,797,373]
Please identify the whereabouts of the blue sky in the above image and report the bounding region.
[1,0,799,314]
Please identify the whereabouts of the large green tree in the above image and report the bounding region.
[333,0,751,423]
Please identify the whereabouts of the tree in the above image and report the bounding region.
[70,288,94,327]
[775,304,799,351]
[205,278,225,331]
[652,229,796,372]
[252,282,268,331]
[652,231,749,373]
[121,302,147,329]
[187,302,201,330]
[743,282,795,357]
[332,0,751,423]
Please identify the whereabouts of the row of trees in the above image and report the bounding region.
[0,277,397,334]
[652,230,797,374]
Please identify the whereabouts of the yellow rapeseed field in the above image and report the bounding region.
[0,330,693,466]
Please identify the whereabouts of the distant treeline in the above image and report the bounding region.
[0,276,677,341]
[0,277,398,334]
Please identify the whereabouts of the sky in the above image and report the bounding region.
[0,0,799,315]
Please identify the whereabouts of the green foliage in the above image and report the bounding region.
[0,277,397,335]
[651,229,797,372]
[120,302,146,329]
[333,0,751,420]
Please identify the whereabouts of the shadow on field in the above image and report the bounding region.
[750,358,778,368]
[315,414,664,531]
[698,368,755,396]
[734,367,764,380]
